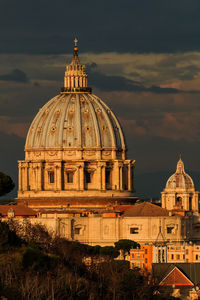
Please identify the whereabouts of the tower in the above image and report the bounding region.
[161,158,199,214]
[17,41,135,210]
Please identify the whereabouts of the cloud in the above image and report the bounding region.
[0,69,29,83]
[0,116,29,138]
[1,1,200,54]
[87,63,180,93]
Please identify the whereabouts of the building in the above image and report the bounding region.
[152,263,200,299]
[0,205,36,219]
[0,41,199,248]
[161,157,199,214]
[130,245,153,272]
[17,40,135,211]
[130,244,200,273]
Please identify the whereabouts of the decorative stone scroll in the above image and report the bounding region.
[48,151,57,156]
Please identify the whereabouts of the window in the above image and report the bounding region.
[186,249,189,255]
[85,171,91,183]
[171,254,174,260]
[66,172,73,183]
[177,254,180,260]
[145,249,147,254]
[130,227,139,234]
[105,169,111,184]
[167,226,174,234]
[131,254,134,259]
[49,171,54,183]
[74,227,81,235]
[137,254,140,259]
[196,255,198,260]
[189,197,192,211]
[145,258,147,263]
[176,196,182,207]
[183,254,185,259]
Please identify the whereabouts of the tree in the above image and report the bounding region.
[0,171,15,197]
[114,239,140,260]
[100,246,120,259]
[0,221,21,250]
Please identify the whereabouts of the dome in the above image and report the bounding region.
[165,158,194,190]
[17,40,135,207]
[25,40,126,154]
[25,93,125,150]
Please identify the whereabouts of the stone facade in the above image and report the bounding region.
[13,42,200,247]
[28,209,187,246]
[17,42,135,209]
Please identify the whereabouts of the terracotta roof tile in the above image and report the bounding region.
[160,266,193,286]
[123,202,169,217]
[0,205,36,217]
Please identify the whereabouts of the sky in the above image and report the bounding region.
[1,0,200,198]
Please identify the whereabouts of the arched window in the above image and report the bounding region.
[176,196,182,207]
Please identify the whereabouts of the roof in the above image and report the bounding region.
[0,205,36,217]
[165,158,194,190]
[123,202,169,217]
[25,45,126,151]
[159,266,193,287]
[152,263,200,286]
[115,205,134,212]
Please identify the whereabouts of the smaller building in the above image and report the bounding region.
[168,244,200,263]
[161,158,199,214]
[130,244,200,273]
[130,245,153,272]
[152,263,200,299]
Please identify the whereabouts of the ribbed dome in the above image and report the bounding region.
[26,40,126,152]
[165,158,194,190]
[25,92,125,150]
[18,41,135,206]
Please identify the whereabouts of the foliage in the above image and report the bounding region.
[0,221,21,250]
[99,246,120,259]
[0,222,156,299]
[0,171,15,197]
[114,239,140,259]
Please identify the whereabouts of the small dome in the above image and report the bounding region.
[165,158,194,190]
[25,93,125,150]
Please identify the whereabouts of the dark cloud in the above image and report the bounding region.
[0,131,25,198]
[87,64,180,93]
[0,69,29,83]
[1,1,200,54]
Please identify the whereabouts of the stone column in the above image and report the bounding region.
[97,162,102,190]
[128,163,132,191]
[37,162,43,191]
[83,76,86,87]
[18,162,22,191]
[55,163,62,191]
[78,163,84,190]
[35,166,39,190]
[113,161,120,190]
[102,164,106,191]
[119,166,123,191]
[67,76,70,88]
[79,76,83,87]
[24,163,29,190]
[75,76,78,88]
[71,76,74,88]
